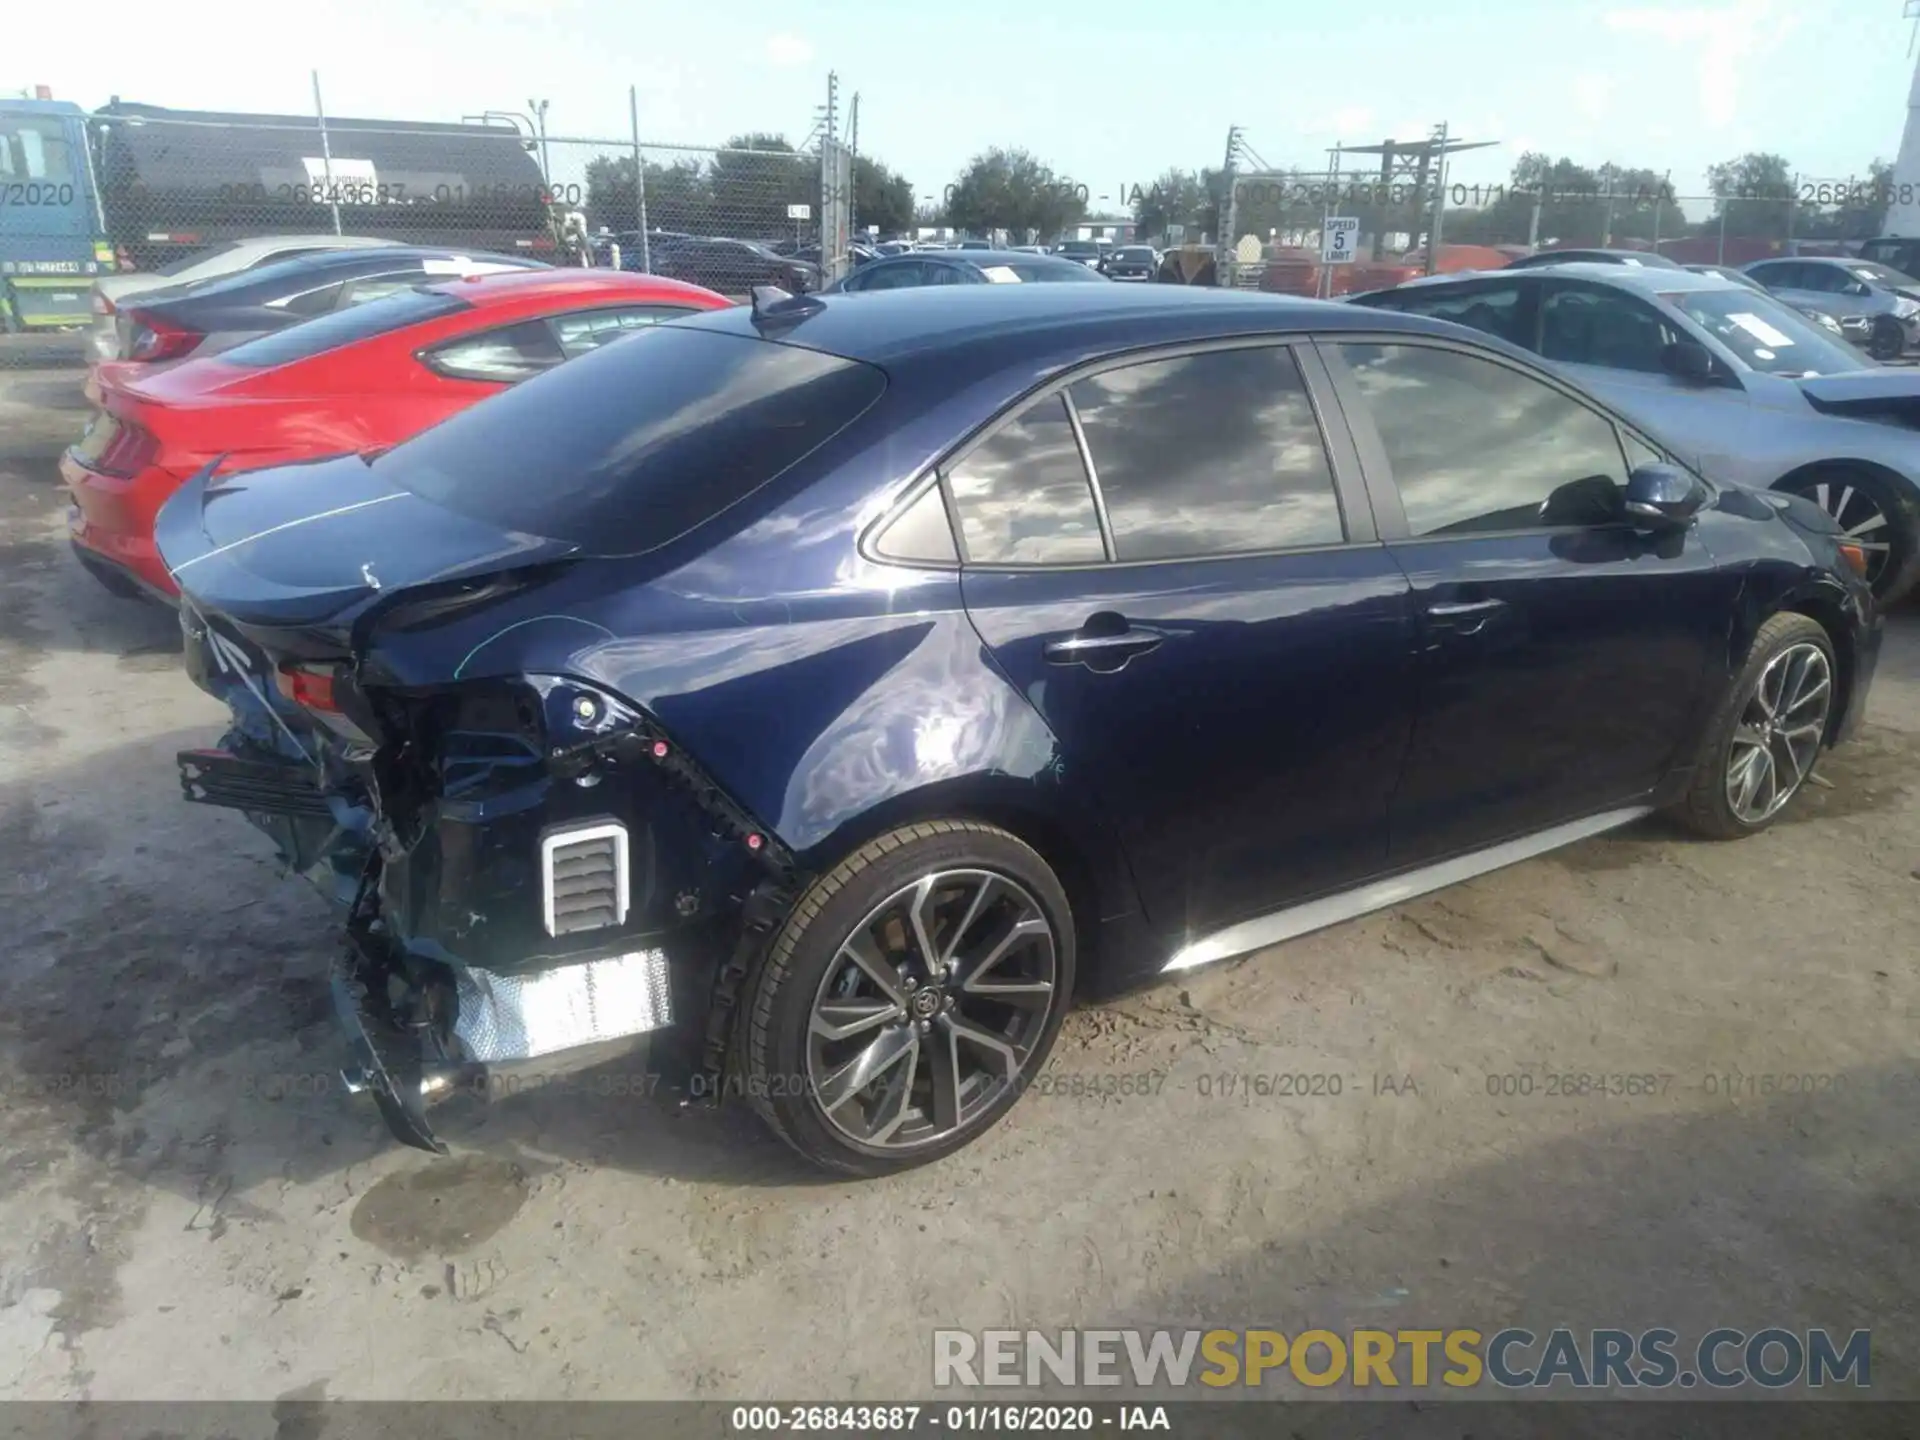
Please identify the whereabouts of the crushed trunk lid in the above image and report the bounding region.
[156,452,579,632]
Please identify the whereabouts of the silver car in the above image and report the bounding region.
[1348,263,1920,602]
[1743,256,1920,362]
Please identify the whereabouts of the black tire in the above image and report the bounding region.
[1670,611,1836,840]
[1773,467,1920,605]
[1869,315,1906,362]
[744,821,1075,1176]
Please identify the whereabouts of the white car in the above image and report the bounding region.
[89,235,401,361]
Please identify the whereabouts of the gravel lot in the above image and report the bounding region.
[1,365,1917,1411]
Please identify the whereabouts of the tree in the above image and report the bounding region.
[1707,151,1795,241]
[853,155,915,237]
[944,148,1087,239]
[1797,158,1892,242]
[584,153,713,235]
[710,133,812,238]
[1429,151,1685,249]
[1132,168,1210,241]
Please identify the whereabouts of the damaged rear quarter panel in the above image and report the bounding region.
[358,526,1132,923]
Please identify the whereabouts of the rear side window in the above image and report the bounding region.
[423,318,564,382]
[222,289,470,368]
[1366,283,1527,347]
[945,393,1105,564]
[1069,347,1343,560]
[384,327,886,553]
[551,305,694,358]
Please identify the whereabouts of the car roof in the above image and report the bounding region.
[909,249,1088,266]
[1512,247,1679,266]
[1385,262,1743,297]
[419,268,726,308]
[678,283,1441,367]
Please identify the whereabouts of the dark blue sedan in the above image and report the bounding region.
[159,284,1879,1174]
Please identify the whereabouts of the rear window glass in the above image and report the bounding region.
[221,289,470,368]
[381,327,887,552]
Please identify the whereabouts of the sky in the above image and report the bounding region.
[11,0,1920,209]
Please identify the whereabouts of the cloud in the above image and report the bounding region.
[764,32,815,67]
[1331,105,1375,138]
[1573,73,1615,120]
[1602,1,1797,128]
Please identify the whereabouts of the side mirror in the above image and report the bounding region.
[1659,341,1717,385]
[1624,462,1708,530]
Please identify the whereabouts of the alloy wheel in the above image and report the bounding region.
[1803,479,1893,588]
[805,869,1059,1151]
[1725,642,1832,825]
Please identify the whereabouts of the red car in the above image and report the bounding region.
[63,268,731,601]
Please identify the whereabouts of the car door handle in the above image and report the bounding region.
[1043,628,1165,669]
[1425,597,1509,635]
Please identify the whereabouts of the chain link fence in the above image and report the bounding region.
[0,82,855,364]
[1208,166,1892,295]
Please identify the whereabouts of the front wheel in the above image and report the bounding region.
[1774,468,1920,604]
[744,821,1075,1176]
[1868,315,1906,362]
[1671,611,1836,840]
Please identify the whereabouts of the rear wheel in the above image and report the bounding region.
[1672,611,1836,840]
[744,821,1074,1176]
[1774,467,1919,603]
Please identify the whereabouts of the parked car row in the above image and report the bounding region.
[58,239,1886,1177]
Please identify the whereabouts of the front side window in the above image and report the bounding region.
[1794,264,1850,295]
[853,262,926,291]
[1069,346,1343,561]
[1540,285,1681,372]
[945,393,1105,565]
[1339,343,1628,536]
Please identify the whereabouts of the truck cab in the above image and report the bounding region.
[0,98,112,331]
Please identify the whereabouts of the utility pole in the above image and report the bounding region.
[848,92,860,238]
[528,98,551,185]
[1425,121,1449,275]
[1600,162,1617,247]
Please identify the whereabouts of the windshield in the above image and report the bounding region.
[1057,242,1098,255]
[1659,288,1870,377]
[386,326,887,551]
[1844,261,1909,288]
[1115,247,1155,262]
[0,115,75,183]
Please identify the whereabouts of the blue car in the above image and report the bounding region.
[160,283,1878,1174]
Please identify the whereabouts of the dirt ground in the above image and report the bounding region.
[1,365,1917,1409]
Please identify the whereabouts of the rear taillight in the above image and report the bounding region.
[92,291,115,318]
[123,310,202,363]
[92,419,159,477]
[275,664,341,715]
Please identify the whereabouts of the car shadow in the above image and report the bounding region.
[965,1063,1920,1428]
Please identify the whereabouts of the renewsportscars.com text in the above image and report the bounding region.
[932,1327,1870,1390]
